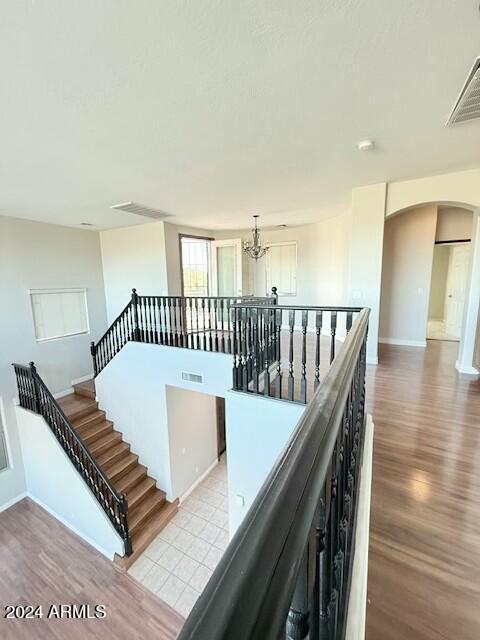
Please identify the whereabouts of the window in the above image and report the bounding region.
[180,236,211,296]
[30,288,90,342]
[266,242,297,296]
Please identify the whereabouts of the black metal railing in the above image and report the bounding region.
[231,304,362,404]
[91,288,277,376]
[178,308,369,640]
[12,362,132,555]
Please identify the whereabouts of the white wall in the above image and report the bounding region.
[100,221,169,322]
[349,184,386,364]
[225,390,305,533]
[216,214,351,307]
[95,342,233,500]
[379,205,437,345]
[0,215,108,510]
[165,386,218,499]
[428,245,450,319]
[15,406,123,559]
[436,207,473,242]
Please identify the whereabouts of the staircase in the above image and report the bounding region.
[58,379,178,568]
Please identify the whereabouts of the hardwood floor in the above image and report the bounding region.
[366,341,480,640]
[0,499,183,639]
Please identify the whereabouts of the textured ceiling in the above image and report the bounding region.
[1,1,480,230]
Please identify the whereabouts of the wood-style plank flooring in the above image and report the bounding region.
[366,341,480,640]
[0,499,182,640]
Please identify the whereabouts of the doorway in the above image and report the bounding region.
[210,239,243,297]
[427,242,471,342]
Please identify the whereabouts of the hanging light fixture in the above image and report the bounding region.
[243,215,269,260]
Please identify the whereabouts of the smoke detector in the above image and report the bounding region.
[110,201,172,221]
[446,57,480,126]
[357,140,375,152]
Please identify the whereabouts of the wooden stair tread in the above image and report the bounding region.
[96,442,130,467]
[114,465,148,494]
[106,453,139,482]
[81,421,114,445]
[126,477,158,510]
[70,383,174,562]
[58,394,98,421]
[115,499,179,570]
[129,490,166,533]
[89,431,122,456]
[74,409,106,430]
[73,379,96,399]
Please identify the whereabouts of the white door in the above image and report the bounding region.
[445,244,470,339]
[210,239,243,297]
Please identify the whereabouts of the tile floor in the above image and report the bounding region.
[128,457,229,618]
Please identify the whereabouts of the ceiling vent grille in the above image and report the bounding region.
[110,201,172,220]
[446,57,480,126]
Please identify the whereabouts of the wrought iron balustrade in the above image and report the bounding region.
[178,307,369,640]
[12,362,132,555]
[90,288,277,376]
[231,303,362,404]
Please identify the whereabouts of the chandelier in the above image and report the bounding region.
[243,215,269,260]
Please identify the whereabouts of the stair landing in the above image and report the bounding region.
[59,380,178,569]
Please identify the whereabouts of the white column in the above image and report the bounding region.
[348,183,387,365]
[457,211,480,375]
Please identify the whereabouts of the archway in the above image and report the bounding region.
[379,200,479,374]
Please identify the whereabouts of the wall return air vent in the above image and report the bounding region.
[446,57,480,126]
[110,201,172,221]
[181,371,203,384]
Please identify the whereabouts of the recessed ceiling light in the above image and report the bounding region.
[357,139,375,151]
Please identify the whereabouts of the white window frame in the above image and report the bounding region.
[29,287,90,343]
[265,241,298,297]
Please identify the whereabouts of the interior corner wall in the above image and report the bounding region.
[100,221,169,322]
[379,205,438,345]
[165,386,218,499]
[0,215,108,510]
[348,183,387,364]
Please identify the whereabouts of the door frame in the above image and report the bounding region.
[178,234,214,296]
[444,242,471,339]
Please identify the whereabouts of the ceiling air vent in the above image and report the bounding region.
[446,57,480,126]
[110,201,172,220]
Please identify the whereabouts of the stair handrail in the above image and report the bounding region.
[178,308,369,639]
[12,361,132,555]
[90,288,278,376]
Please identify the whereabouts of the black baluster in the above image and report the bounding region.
[330,311,337,364]
[213,299,219,352]
[346,311,353,334]
[274,307,282,399]
[288,309,295,401]
[301,310,308,403]
[314,311,323,390]
[131,288,140,341]
[263,308,271,396]
[286,528,315,640]
[90,341,98,377]
[231,306,239,388]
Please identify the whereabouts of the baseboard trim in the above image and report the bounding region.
[72,373,95,385]
[0,491,28,514]
[26,493,117,560]
[53,387,73,399]
[455,360,480,376]
[179,459,219,504]
[379,338,426,348]
[366,356,378,365]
